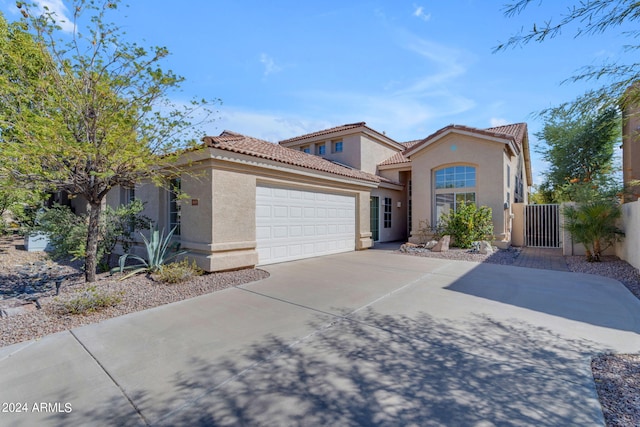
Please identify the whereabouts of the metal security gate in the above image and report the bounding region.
[525,204,561,248]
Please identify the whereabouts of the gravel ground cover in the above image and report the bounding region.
[400,245,640,426]
[0,236,269,348]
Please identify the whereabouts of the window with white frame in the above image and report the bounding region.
[317,144,326,155]
[434,166,476,223]
[301,146,311,154]
[383,197,392,228]
[333,140,343,153]
[168,178,181,236]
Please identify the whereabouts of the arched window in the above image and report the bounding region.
[434,166,476,222]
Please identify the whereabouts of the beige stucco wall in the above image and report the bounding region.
[408,133,512,244]
[115,148,376,272]
[511,203,525,246]
[282,131,401,174]
[359,135,401,174]
[319,134,362,170]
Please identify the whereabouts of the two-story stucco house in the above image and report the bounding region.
[112,121,531,272]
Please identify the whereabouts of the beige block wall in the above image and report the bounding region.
[616,199,640,269]
[408,133,509,243]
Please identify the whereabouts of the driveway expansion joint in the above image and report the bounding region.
[69,329,150,426]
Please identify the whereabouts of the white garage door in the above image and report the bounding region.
[256,184,356,265]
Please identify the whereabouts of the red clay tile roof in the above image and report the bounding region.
[484,123,527,147]
[203,131,380,183]
[378,140,422,166]
[278,122,402,148]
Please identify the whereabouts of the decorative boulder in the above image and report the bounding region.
[431,235,450,252]
[479,240,494,255]
[424,240,439,249]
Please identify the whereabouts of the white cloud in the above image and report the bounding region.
[34,0,75,33]
[260,53,283,77]
[413,5,431,22]
[489,117,509,127]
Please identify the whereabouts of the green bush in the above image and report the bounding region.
[32,201,150,270]
[57,286,123,315]
[34,205,87,260]
[156,259,203,284]
[438,202,493,248]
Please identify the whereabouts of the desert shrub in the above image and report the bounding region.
[57,286,123,315]
[156,259,203,284]
[438,202,493,248]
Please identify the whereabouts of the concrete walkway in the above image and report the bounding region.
[1,250,639,426]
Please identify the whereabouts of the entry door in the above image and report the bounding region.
[370,196,379,241]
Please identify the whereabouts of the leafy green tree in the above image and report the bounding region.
[528,184,554,205]
[496,0,640,112]
[0,182,44,233]
[0,2,216,282]
[536,106,620,202]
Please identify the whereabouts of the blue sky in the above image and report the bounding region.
[0,1,633,184]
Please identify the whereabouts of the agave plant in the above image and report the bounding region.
[114,225,188,280]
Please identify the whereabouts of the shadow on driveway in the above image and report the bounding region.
[141,310,602,426]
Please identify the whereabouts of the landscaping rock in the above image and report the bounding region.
[0,299,39,318]
[424,240,439,249]
[431,235,450,252]
[479,241,494,255]
[399,242,419,253]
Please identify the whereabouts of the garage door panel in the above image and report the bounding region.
[256,185,355,265]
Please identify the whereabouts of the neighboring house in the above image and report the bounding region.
[111,121,531,272]
[622,85,640,201]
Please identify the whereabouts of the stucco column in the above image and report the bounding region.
[357,190,373,250]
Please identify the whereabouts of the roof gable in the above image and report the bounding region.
[403,123,527,158]
[202,131,380,183]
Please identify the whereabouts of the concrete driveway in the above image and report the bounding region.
[1,250,639,426]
